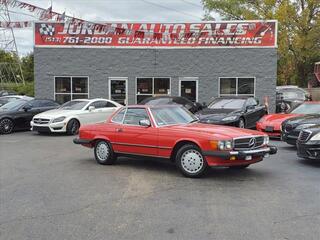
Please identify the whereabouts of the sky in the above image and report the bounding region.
[4,0,219,55]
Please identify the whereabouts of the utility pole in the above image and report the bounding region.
[0,1,25,85]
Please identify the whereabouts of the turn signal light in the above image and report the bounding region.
[230,156,236,161]
[209,140,218,150]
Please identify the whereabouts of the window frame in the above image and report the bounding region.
[218,77,256,97]
[122,107,151,126]
[135,77,171,104]
[54,76,90,102]
[178,77,199,102]
[108,77,128,105]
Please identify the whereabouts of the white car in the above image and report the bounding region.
[31,99,122,135]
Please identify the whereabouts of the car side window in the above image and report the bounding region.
[87,101,104,109]
[106,101,116,107]
[246,98,257,107]
[28,100,42,108]
[123,108,149,126]
[112,109,126,123]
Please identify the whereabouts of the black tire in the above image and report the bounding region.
[229,164,250,169]
[66,119,80,135]
[238,117,245,128]
[0,118,14,134]
[175,144,207,178]
[94,140,116,165]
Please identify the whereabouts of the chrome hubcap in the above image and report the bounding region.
[181,149,203,174]
[96,142,109,161]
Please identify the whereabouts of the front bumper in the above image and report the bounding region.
[281,131,300,145]
[297,141,320,160]
[203,146,277,159]
[30,120,67,133]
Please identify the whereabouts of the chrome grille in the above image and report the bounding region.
[298,131,311,142]
[33,118,50,124]
[233,136,265,150]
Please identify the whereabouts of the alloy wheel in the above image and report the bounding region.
[180,149,204,174]
[0,119,13,134]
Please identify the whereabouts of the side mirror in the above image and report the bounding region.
[139,119,151,127]
[22,105,32,111]
[88,106,95,111]
[246,105,255,111]
[202,102,207,108]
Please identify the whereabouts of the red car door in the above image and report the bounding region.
[113,108,159,157]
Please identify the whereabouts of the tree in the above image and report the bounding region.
[21,53,34,83]
[202,0,320,87]
[0,50,34,84]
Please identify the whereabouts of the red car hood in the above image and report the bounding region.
[166,123,266,139]
[260,113,302,126]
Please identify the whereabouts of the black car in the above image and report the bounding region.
[276,86,311,113]
[296,127,320,160]
[281,114,320,145]
[0,99,60,134]
[196,96,267,128]
[139,96,202,113]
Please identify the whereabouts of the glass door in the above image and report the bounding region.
[179,77,198,102]
[109,78,127,105]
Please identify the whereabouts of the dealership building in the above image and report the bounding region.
[34,20,277,111]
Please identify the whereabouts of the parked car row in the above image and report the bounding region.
[0,97,122,134]
[256,101,320,161]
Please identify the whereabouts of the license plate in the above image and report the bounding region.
[245,155,252,160]
[265,126,274,132]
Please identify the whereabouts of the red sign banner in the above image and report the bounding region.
[34,21,277,48]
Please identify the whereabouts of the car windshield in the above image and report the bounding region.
[208,99,246,109]
[279,90,305,100]
[59,100,88,110]
[290,103,320,114]
[150,106,197,126]
[0,99,27,111]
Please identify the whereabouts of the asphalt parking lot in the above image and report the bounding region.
[1,132,320,240]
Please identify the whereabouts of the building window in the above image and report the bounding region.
[219,77,255,96]
[55,76,89,104]
[136,77,170,103]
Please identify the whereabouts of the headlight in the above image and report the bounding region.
[263,136,269,145]
[295,124,316,130]
[310,133,320,141]
[222,116,237,121]
[52,116,66,123]
[210,140,233,150]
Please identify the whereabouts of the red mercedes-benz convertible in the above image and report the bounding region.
[74,105,277,177]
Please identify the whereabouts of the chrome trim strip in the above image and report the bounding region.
[111,142,172,150]
[114,151,170,159]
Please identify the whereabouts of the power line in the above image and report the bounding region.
[180,0,203,8]
[140,0,201,20]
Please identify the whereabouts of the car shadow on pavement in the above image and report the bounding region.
[298,159,320,168]
[87,156,272,181]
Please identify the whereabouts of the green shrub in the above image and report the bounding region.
[0,82,34,97]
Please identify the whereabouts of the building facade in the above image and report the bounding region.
[34,21,278,111]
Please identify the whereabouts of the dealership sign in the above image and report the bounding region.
[34,21,277,48]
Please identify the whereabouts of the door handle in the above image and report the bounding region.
[116,128,123,132]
